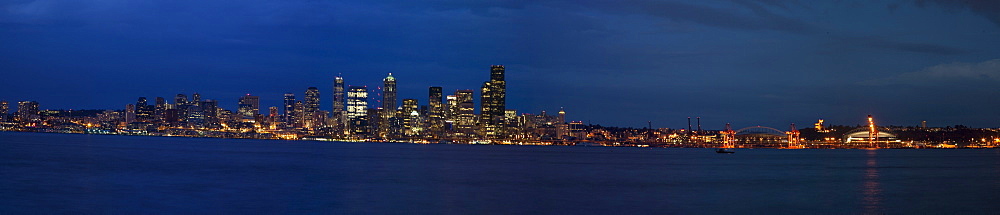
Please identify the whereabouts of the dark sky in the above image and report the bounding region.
[2,0,1000,129]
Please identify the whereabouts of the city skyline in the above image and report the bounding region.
[2,1,1000,129]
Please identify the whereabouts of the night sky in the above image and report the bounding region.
[2,0,999,129]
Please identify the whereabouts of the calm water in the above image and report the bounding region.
[2,132,999,214]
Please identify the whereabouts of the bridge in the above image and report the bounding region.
[733,126,788,148]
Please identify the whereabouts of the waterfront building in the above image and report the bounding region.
[0,100,7,121]
[428,87,444,138]
[304,87,320,128]
[125,103,136,124]
[480,65,506,138]
[186,105,204,127]
[347,86,369,137]
[238,94,260,122]
[283,93,296,124]
[402,99,421,136]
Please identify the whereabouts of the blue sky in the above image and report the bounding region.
[1,0,999,129]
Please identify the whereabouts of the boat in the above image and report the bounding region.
[716,148,735,154]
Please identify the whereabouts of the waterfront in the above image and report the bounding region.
[2,132,999,214]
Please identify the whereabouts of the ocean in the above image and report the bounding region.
[2,132,999,214]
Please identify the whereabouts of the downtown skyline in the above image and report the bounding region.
[2,0,1000,129]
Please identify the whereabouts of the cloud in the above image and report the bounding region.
[861,58,1000,85]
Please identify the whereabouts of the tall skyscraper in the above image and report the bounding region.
[558,107,566,124]
[383,73,397,112]
[175,94,188,105]
[200,100,218,124]
[136,97,154,122]
[238,94,260,121]
[428,87,444,137]
[283,93,296,124]
[347,86,369,136]
[402,99,420,136]
[15,101,39,123]
[333,76,345,114]
[191,93,201,105]
[304,87,320,128]
[480,65,506,138]
[455,90,475,136]
[293,101,304,128]
[155,97,167,121]
[0,100,8,121]
[125,103,136,123]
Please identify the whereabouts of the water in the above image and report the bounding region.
[2,132,999,214]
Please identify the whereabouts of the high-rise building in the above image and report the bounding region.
[402,99,420,136]
[428,87,444,137]
[455,90,475,136]
[155,97,167,121]
[347,86,369,136]
[283,93,296,124]
[480,65,506,138]
[200,100,218,124]
[304,87,320,128]
[333,76,345,114]
[125,103,136,123]
[186,105,204,126]
[238,94,260,121]
[293,101,304,128]
[0,100,8,121]
[269,106,279,124]
[15,101,39,123]
[136,97,154,122]
[383,73,397,112]
[558,108,566,124]
[175,94,188,105]
[192,93,201,105]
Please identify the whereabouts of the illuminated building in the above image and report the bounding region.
[922,120,927,129]
[293,101,304,128]
[333,76,346,126]
[428,87,444,137]
[200,100,218,125]
[155,97,166,121]
[402,99,420,136]
[383,73,397,112]
[191,93,201,105]
[135,97,154,122]
[283,93,296,124]
[347,86,369,136]
[558,108,565,124]
[480,65,506,138]
[186,105,204,127]
[238,94,260,122]
[303,87,320,128]
[455,90,475,136]
[0,100,7,121]
[125,103,136,123]
[269,107,279,123]
[174,94,188,105]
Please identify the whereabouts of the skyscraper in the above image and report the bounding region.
[15,101,39,123]
[347,86,369,136]
[155,97,167,121]
[200,100,218,125]
[383,73,397,112]
[455,90,475,136]
[304,87,320,128]
[191,93,201,105]
[136,97,154,122]
[125,103,136,123]
[0,100,7,121]
[175,94,188,105]
[238,94,260,121]
[428,87,444,137]
[402,99,420,136]
[480,65,506,138]
[283,93,296,124]
[333,76,345,114]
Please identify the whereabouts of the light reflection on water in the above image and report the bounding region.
[861,149,882,215]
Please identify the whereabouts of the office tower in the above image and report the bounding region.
[304,87,320,128]
[175,94,188,105]
[269,106,279,124]
[0,100,7,121]
[164,109,180,124]
[283,93,296,123]
[15,101,39,123]
[428,87,444,137]
[455,90,475,136]
[186,105,204,126]
[333,76,345,114]
[155,97,167,121]
[293,101,304,128]
[238,94,260,121]
[383,73,397,112]
[347,86,369,136]
[125,103,136,123]
[922,121,927,129]
[200,100,218,124]
[558,108,565,123]
[402,99,420,136]
[135,97,153,122]
[480,65,506,138]
[191,93,201,104]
